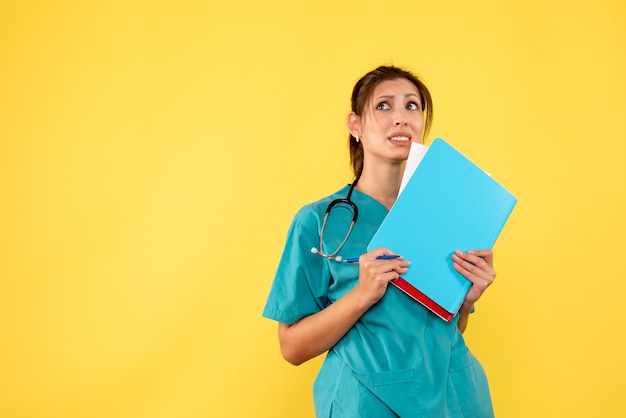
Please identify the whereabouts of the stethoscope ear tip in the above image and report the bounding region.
[311,247,343,263]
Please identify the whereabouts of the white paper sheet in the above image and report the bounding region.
[399,142,428,195]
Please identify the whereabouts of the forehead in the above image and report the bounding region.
[371,78,420,100]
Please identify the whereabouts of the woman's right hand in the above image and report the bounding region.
[278,247,410,365]
[354,247,411,307]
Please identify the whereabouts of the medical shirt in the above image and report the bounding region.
[263,185,495,418]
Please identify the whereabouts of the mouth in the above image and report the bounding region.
[388,135,411,143]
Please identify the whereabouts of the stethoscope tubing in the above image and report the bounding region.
[311,175,361,263]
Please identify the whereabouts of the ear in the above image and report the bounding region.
[347,112,361,138]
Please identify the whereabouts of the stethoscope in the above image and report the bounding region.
[310,175,360,263]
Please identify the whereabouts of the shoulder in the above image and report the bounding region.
[292,185,350,224]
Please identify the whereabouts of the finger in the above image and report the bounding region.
[463,250,496,280]
[360,259,408,280]
[452,252,483,276]
[452,252,495,282]
[468,249,493,266]
[381,270,402,284]
[372,259,410,275]
[453,250,487,269]
[372,246,395,256]
[366,246,400,260]
[456,250,493,272]
[453,262,492,289]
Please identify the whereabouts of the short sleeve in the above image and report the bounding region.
[262,207,332,325]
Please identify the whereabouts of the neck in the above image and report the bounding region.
[355,161,406,210]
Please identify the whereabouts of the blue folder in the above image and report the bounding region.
[368,138,517,321]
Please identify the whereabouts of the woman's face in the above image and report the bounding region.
[350,78,424,166]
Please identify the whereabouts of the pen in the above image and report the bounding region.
[345,254,401,264]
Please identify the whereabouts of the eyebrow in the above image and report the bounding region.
[374,93,421,101]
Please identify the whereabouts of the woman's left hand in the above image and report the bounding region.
[451,249,496,305]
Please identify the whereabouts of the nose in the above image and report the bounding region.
[393,109,408,126]
[394,117,408,126]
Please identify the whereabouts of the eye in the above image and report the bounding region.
[406,102,420,110]
[376,101,390,110]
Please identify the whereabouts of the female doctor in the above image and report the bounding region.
[263,65,497,417]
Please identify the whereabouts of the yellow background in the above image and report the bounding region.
[1,1,625,417]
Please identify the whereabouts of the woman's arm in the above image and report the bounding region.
[278,288,370,365]
[452,249,496,333]
[278,248,410,365]
[456,300,474,334]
